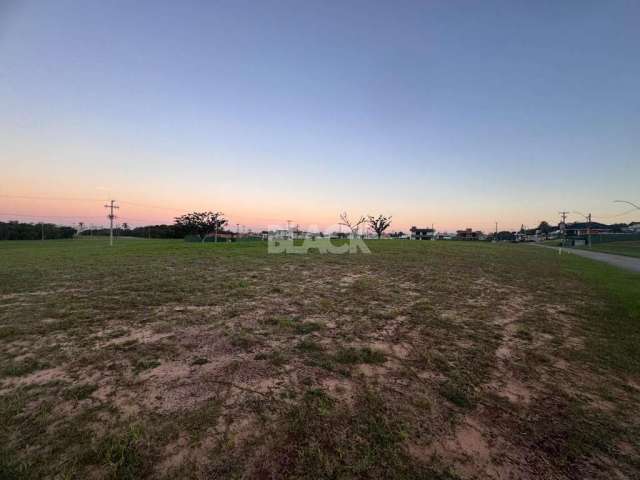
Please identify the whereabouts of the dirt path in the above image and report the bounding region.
[532,244,640,273]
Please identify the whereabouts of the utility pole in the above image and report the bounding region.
[559,211,569,224]
[558,211,569,247]
[573,211,592,249]
[104,200,119,246]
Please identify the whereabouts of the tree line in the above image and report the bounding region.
[0,212,231,241]
[4,214,635,241]
[78,225,181,239]
[0,221,76,241]
[77,212,230,240]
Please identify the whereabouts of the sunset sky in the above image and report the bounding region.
[1,0,639,232]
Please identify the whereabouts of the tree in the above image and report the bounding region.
[128,225,179,239]
[121,222,129,231]
[0,221,76,240]
[339,212,366,238]
[174,211,227,242]
[537,221,552,234]
[491,230,515,242]
[367,215,392,239]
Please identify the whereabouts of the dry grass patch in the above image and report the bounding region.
[0,238,638,478]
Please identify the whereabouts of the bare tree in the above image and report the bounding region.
[368,214,392,239]
[339,212,366,239]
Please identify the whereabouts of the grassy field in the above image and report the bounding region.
[1,238,639,479]
[577,240,640,259]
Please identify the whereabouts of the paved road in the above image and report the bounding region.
[534,244,640,273]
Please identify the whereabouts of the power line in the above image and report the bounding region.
[595,208,638,220]
[118,200,184,211]
[0,194,104,202]
[116,215,163,223]
[614,200,640,211]
[1,194,182,212]
[0,212,175,228]
[1,194,203,220]
[0,212,106,219]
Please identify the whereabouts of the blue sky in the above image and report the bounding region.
[1,0,639,231]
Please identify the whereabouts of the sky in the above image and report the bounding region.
[1,0,639,232]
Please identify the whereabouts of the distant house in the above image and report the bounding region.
[268,229,292,240]
[456,228,482,240]
[548,229,562,239]
[292,227,316,239]
[436,232,454,240]
[203,231,236,242]
[514,231,542,242]
[410,226,436,240]
[564,222,611,236]
[515,227,543,242]
[627,222,640,233]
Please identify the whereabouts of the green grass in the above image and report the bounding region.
[562,254,640,374]
[251,388,458,479]
[577,240,640,259]
[334,346,386,365]
[1,359,48,378]
[0,237,639,478]
[100,425,146,480]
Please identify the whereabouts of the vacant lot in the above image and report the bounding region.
[1,238,639,479]
[578,240,640,259]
